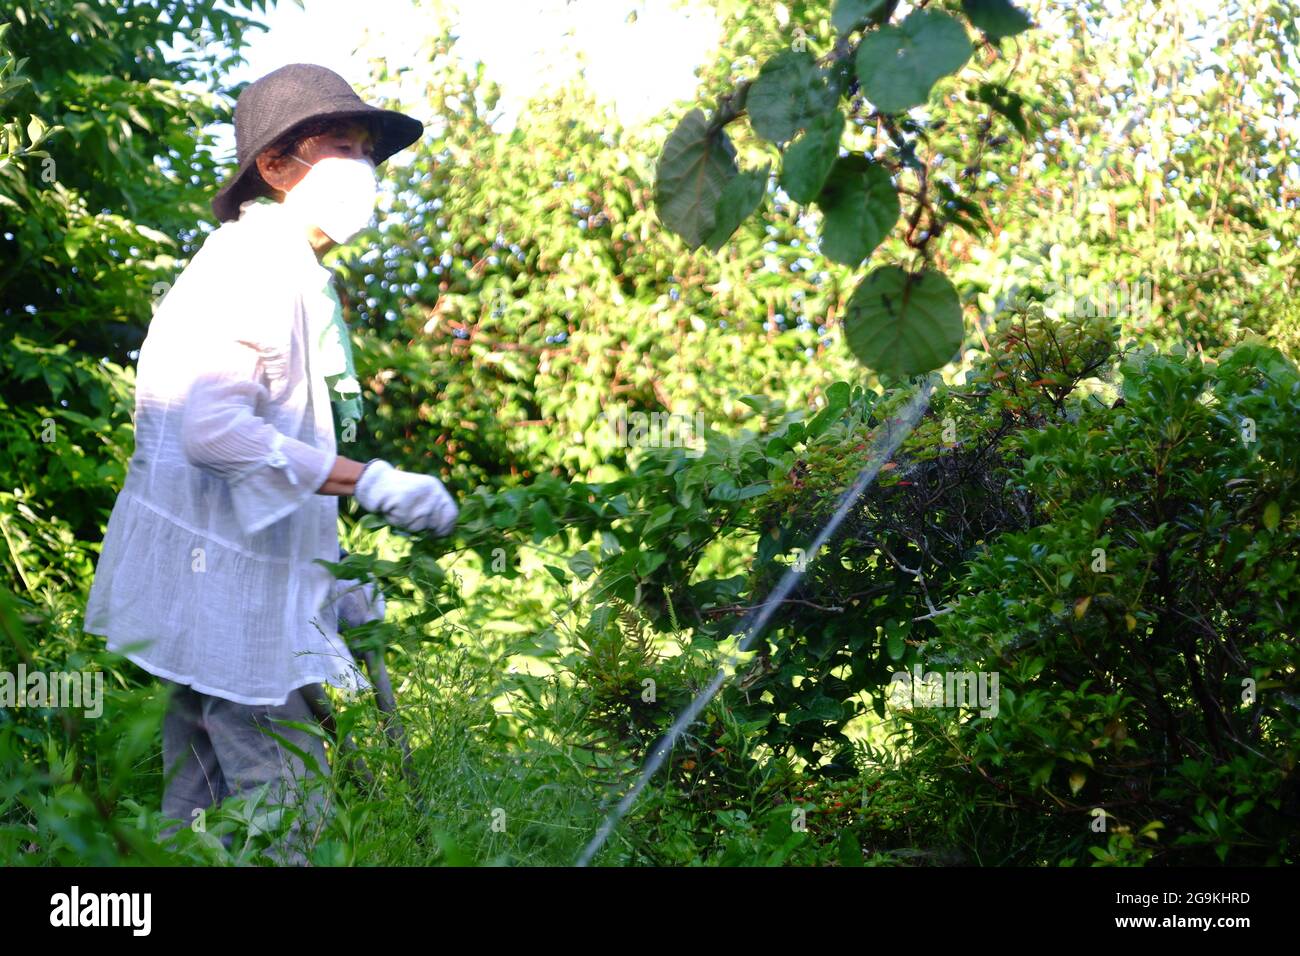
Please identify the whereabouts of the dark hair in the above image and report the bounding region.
[266,115,370,159]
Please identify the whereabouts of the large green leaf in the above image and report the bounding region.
[961,0,1033,42]
[654,109,738,248]
[705,164,770,251]
[855,9,972,114]
[779,109,844,204]
[844,266,964,376]
[816,156,899,266]
[746,49,839,144]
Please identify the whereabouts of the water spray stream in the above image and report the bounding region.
[575,374,940,866]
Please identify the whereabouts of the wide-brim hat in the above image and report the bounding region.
[212,63,424,223]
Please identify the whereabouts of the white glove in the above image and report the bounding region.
[331,549,386,630]
[332,577,386,629]
[354,459,458,536]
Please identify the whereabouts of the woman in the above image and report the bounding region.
[83,64,454,864]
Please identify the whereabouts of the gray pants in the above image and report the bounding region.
[159,679,330,865]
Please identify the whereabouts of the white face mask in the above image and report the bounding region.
[283,154,378,244]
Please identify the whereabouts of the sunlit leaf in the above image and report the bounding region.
[654,109,737,248]
[746,49,839,143]
[844,266,964,376]
[961,0,1033,42]
[780,110,844,204]
[816,155,899,266]
[855,9,972,114]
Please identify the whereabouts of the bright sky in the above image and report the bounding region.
[220,0,720,155]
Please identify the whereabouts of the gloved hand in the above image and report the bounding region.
[331,548,386,631]
[354,459,458,536]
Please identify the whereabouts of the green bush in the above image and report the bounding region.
[896,334,1300,865]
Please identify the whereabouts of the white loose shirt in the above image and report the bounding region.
[83,198,368,706]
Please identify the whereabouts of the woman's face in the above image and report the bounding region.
[254,120,376,197]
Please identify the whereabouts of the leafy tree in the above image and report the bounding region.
[1,0,274,594]
[337,0,1300,864]
[945,1,1300,355]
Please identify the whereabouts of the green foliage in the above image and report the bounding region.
[831,0,894,35]
[0,0,272,588]
[333,33,860,491]
[705,163,770,251]
[961,0,1034,43]
[888,335,1300,864]
[652,0,1032,377]
[405,303,1297,865]
[654,108,739,248]
[948,2,1300,357]
[778,108,843,203]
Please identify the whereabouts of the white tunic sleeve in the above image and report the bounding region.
[180,269,335,536]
